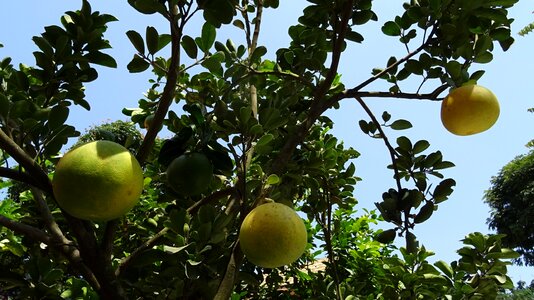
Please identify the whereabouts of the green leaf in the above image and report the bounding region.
[375,229,397,244]
[239,106,252,126]
[128,0,165,14]
[434,260,454,278]
[256,134,274,147]
[201,22,216,52]
[414,202,434,224]
[266,174,280,185]
[201,55,223,77]
[470,70,485,81]
[406,231,419,253]
[44,125,78,156]
[126,30,145,54]
[84,51,117,68]
[474,51,493,63]
[382,21,401,36]
[48,105,69,129]
[390,119,412,130]
[463,232,486,252]
[359,120,370,134]
[382,111,391,122]
[152,34,172,54]
[127,54,150,73]
[405,59,423,75]
[413,140,430,154]
[396,136,412,151]
[181,35,198,59]
[345,30,364,43]
[249,124,263,136]
[433,178,456,203]
[198,205,216,224]
[233,19,245,30]
[353,10,376,25]
[202,0,235,28]
[250,46,267,64]
[32,36,54,56]
[264,0,279,8]
[485,248,520,260]
[424,151,443,168]
[146,26,159,55]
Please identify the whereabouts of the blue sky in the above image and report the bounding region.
[1,1,533,284]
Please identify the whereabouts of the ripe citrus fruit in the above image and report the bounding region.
[52,140,144,221]
[239,202,307,268]
[166,152,213,196]
[440,84,500,136]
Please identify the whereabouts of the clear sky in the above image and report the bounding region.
[1,0,533,284]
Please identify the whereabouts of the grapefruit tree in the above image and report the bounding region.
[0,0,523,299]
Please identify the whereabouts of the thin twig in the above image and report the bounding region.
[347,84,448,101]
[354,96,402,192]
[326,26,438,108]
[187,188,235,215]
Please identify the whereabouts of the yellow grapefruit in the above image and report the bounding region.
[239,202,307,268]
[52,140,144,221]
[440,84,500,136]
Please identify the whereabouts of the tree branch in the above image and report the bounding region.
[0,128,52,194]
[269,1,354,176]
[354,96,402,192]
[213,241,243,300]
[325,26,438,108]
[0,167,44,190]
[350,27,437,94]
[115,227,168,277]
[101,219,119,258]
[314,0,353,105]
[347,84,448,101]
[1,192,101,289]
[187,187,235,215]
[0,214,51,244]
[136,11,182,164]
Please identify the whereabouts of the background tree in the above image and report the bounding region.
[485,150,534,266]
[0,0,523,299]
[498,280,534,299]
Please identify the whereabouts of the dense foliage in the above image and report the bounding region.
[485,150,534,266]
[0,0,523,299]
